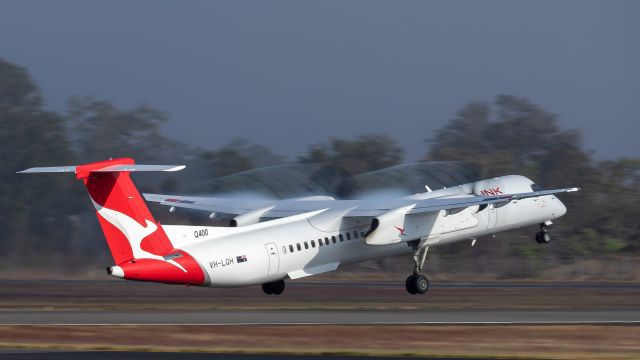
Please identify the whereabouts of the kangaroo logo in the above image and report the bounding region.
[91,198,187,272]
[394,226,406,237]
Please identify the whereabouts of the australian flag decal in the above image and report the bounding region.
[236,255,248,263]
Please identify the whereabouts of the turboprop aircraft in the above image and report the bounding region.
[19,158,578,295]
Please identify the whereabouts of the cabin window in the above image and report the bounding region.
[332,236,337,244]
[318,238,323,247]
[325,237,330,245]
[304,242,309,249]
[289,245,294,253]
[339,234,344,242]
[311,240,316,248]
[360,231,365,238]
[354,231,359,239]
[297,243,301,251]
[282,246,287,254]
[346,232,351,240]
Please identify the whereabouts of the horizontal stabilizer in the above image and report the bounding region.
[17,166,77,174]
[18,164,185,174]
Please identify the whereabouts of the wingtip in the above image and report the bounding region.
[164,165,186,172]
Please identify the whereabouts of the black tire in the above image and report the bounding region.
[262,280,285,295]
[405,275,418,294]
[261,283,273,295]
[414,275,429,294]
[272,280,285,295]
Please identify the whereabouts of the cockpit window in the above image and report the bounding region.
[530,183,544,192]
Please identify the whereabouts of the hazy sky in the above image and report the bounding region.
[1,1,638,160]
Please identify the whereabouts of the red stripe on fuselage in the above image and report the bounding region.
[120,250,206,285]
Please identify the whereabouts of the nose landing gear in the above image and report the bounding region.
[535,222,552,244]
[262,279,285,295]
[405,244,430,295]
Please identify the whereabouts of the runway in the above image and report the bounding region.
[0,351,486,360]
[1,309,638,325]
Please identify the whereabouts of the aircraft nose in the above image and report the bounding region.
[553,197,567,218]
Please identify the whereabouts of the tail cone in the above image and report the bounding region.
[107,266,124,279]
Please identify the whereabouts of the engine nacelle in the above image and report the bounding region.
[474,175,535,196]
[364,199,483,245]
[365,205,419,245]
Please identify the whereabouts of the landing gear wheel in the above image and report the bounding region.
[536,222,552,244]
[405,274,429,295]
[262,280,285,295]
[405,275,418,294]
[536,231,551,244]
[414,275,429,294]
[405,244,431,295]
[261,283,273,294]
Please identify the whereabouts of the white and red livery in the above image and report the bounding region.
[19,158,578,295]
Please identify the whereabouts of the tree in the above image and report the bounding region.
[426,95,639,270]
[0,58,42,109]
[190,139,285,193]
[301,134,404,175]
[428,95,595,185]
[0,58,78,266]
[591,158,640,253]
[66,96,187,164]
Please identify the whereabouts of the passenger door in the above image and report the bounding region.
[265,242,280,275]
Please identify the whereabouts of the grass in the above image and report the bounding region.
[0,325,639,359]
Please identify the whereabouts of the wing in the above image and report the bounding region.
[405,187,580,215]
[145,187,579,220]
[143,193,340,225]
[143,193,276,216]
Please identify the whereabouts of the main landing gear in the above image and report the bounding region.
[262,279,285,295]
[535,222,552,244]
[405,244,430,295]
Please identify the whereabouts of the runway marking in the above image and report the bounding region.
[3,321,640,326]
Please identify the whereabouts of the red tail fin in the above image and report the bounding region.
[19,158,207,286]
[76,158,174,263]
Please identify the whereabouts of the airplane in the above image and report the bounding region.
[19,157,578,295]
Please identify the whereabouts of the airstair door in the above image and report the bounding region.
[265,242,280,275]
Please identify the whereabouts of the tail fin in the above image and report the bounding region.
[19,158,207,286]
[19,158,184,264]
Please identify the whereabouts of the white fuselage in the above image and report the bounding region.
[161,175,567,288]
